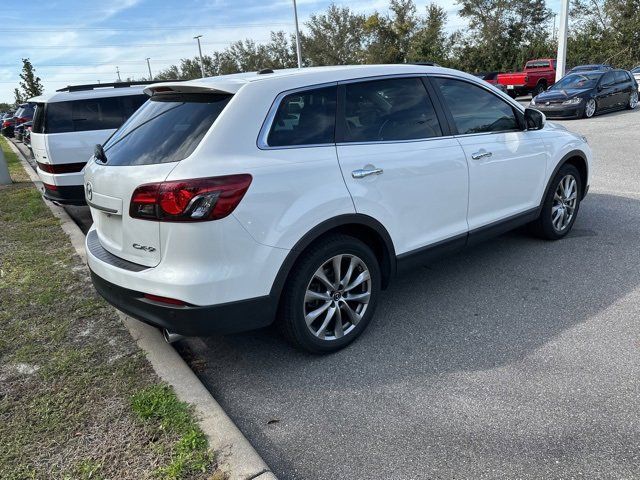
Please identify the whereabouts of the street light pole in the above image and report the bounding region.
[116,66,122,82]
[194,35,205,78]
[292,0,303,68]
[555,0,569,82]
[146,57,153,81]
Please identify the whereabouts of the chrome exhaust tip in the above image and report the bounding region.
[162,329,185,344]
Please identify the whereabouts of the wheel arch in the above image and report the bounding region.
[541,150,589,203]
[268,214,397,303]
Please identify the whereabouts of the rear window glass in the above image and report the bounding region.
[102,93,231,166]
[267,86,336,147]
[44,94,147,134]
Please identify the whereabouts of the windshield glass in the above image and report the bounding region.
[102,93,232,166]
[631,67,640,74]
[551,73,601,90]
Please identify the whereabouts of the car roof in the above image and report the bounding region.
[29,84,149,104]
[144,64,477,96]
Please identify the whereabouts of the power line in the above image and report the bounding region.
[0,23,291,33]
[0,60,177,67]
[1,41,268,49]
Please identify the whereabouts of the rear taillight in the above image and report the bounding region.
[42,182,57,191]
[129,174,252,222]
[37,161,86,174]
[16,117,27,124]
[2,121,10,127]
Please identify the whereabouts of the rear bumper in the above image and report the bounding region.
[90,270,276,336]
[42,184,87,205]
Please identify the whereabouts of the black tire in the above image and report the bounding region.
[277,234,381,353]
[532,82,546,98]
[529,164,582,240]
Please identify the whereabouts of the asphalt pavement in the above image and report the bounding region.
[178,106,640,479]
[16,103,640,479]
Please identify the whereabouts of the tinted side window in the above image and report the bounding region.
[120,94,147,120]
[434,77,519,134]
[614,71,628,83]
[601,72,615,86]
[267,86,336,147]
[341,78,442,142]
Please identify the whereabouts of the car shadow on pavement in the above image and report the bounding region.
[177,192,640,478]
[182,193,638,375]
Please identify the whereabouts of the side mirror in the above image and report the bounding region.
[524,107,545,130]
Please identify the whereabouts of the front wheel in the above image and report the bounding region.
[583,98,597,118]
[278,234,381,353]
[626,90,638,110]
[529,164,582,240]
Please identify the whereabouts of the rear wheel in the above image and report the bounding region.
[532,82,546,98]
[626,90,638,109]
[278,234,381,353]
[529,164,582,240]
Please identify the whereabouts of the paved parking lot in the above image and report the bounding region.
[18,105,639,479]
[177,107,640,479]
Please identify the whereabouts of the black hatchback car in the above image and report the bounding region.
[530,69,638,119]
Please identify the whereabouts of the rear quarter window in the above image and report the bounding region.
[266,86,336,147]
[44,94,147,134]
[102,93,232,166]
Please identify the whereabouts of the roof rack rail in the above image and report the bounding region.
[56,80,156,93]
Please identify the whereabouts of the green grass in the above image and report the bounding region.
[0,137,219,479]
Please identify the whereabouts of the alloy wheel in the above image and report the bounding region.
[551,174,578,232]
[303,254,371,340]
[630,91,638,109]
[585,99,596,118]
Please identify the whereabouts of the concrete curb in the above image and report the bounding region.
[7,140,276,480]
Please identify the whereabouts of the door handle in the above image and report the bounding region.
[471,151,493,160]
[352,167,384,179]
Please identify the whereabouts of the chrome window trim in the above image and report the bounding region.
[335,135,456,147]
[257,81,337,150]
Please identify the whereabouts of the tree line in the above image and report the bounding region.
[155,0,640,81]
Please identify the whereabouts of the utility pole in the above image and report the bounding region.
[146,57,153,81]
[555,0,569,82]
[116,66,122,82]
[552,13,557,42]
[194,35,205,78]
[292,0,303,68]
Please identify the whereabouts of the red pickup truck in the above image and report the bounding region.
[497,59,557,98]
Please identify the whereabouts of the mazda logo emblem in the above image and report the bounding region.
[85,182,93,201]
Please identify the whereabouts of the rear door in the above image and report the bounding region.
[85,92,232,267]
[430,76,547,230]
[336,76,469,255]
[597,71,616,109]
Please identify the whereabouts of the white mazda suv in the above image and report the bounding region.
[85,65,592,353]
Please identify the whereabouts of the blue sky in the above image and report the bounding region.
[0,0,561,104]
